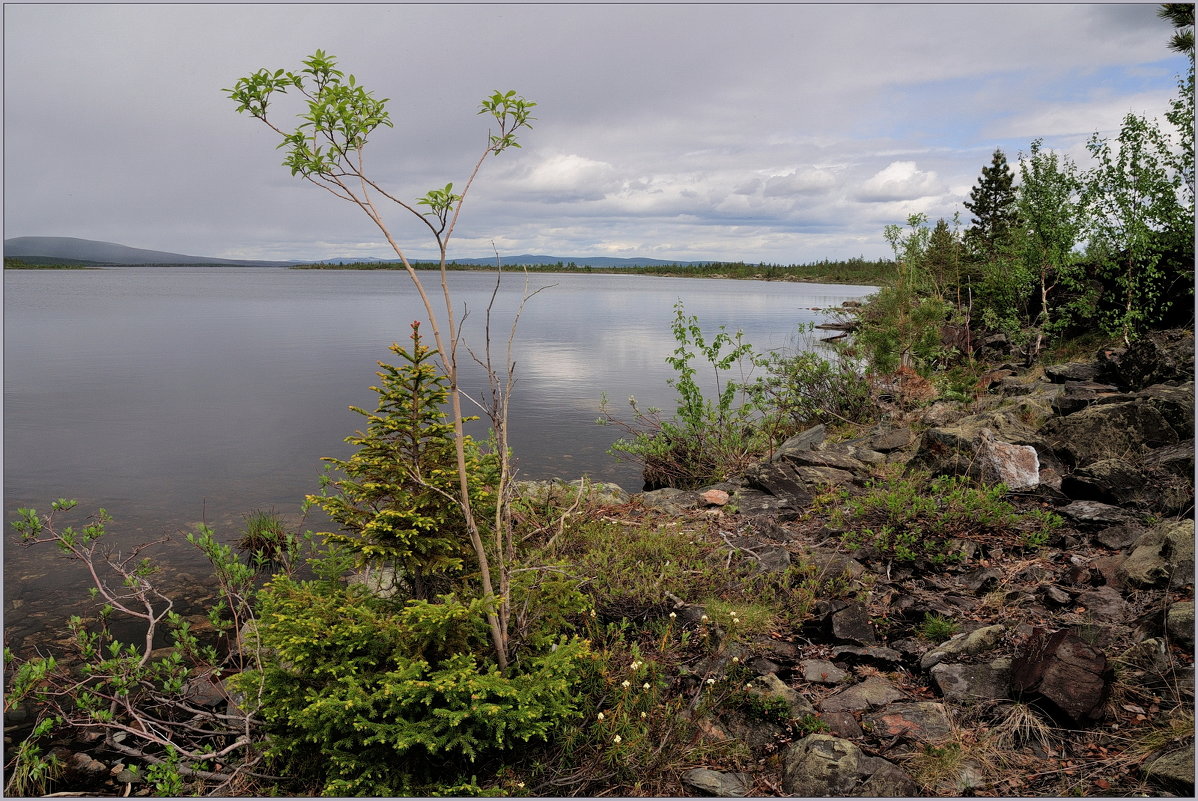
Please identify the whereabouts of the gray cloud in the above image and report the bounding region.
[3,3,1188,263]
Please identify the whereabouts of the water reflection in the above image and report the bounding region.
[3,267,875,652]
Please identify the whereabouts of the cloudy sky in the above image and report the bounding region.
[3,3,1190,263]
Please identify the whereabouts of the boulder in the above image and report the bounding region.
[1061,458,1150,507]
[1166,600,1195,649]
[747,672,815,717]
[920,624,1007,670]
[1142,745,1195,796]
[909,410,1051,480]
[976,428,1040,490]
[637,487,702,515]
[743,460,812,503]
[829,645,904,667]
[1042,401,1178,467]
[863,701,954,744]
[818,674,908,713]
[782,447,868,473]
[782,734,918,797]
[773,424,826,458]
[1058,500,1141,528]
[1140,439,1196,478]
[1010,628,1112,724]
[1100,329,1194,390]
[830,601,879,646]
[1138,381,1194,436]
[682,768,753,798]
[1045,361,1100,383]
[870,427,914,452]
[1051,381,1133,416]
[1072,586,1128,623]
[801,659,850,685]
[931,658,1013,702]
[1118,519,1195,589]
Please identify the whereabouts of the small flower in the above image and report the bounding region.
[590,609,597,618]
[701,614,709,623]
[630,660,641,670]
[731,656,740,663]
[745,683,754,690]
[669,612,677,619]
[643,682,651,690]
[516,782,525,788]
[597,712,605,720]
[622,680,631,688]
[640,711,648,718]
[706,677,716,685]
[613,734,622,744]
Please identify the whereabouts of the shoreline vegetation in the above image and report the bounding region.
[4,256,893,285]
[290,258,893,285]
[7,17,1194,795]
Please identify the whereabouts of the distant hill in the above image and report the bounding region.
[5,238,707,269]
[3,237,295,266]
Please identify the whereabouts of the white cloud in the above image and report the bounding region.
[854,161,945,203]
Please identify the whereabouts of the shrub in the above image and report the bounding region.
[753,335,876,432]
[601,301,769,489]
[233,576,588,796]
[817,468,1062,566]
[308,321,499,601]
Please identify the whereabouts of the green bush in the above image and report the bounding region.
[234,576,588,796]
[602,301,769,489]
[753,339,875,432]
[308,321,499,600]
[817,468,1062,566]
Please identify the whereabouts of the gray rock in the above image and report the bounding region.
[637,487,702,514]
[864,701,954,743]
[1140,438,1196,478]
[977,428,1040,490]
[773,424,826,458]
[728,489,801,518]
[920,624,1007,670]
[1045,361,1100,383]
[1166,601,1195,649]
[1042,400,1178,467]
[801,658,849,684]
[1142,745,1195,796]
[830,645,904,666]
[818,674,908,713]
[1059,500,1140,528]
[1119,519,1196,588]
[1011,628,1112,724]
[830,601,879,646]
[744,460,813,501]
[782,734,918,797]
[1051,381,1133,416]
[1073,586,1128,622]
[1062,457,1149,507]
[1138,381,1195,436]
[821,709,864,738]
[909,409,1051,480]
[783,447,868,473]
[1103,330,1194,391]
[931,658,1013,701]
[747,672,815,717]
[792,464,858,486]
[681,767,753,797]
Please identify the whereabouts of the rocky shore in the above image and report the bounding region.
[7,330,1193,797]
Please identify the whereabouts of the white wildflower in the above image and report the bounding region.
[613,734,622,744]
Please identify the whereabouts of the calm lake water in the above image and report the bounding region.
[3,266,875,651]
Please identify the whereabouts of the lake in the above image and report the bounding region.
[3,266,875,651]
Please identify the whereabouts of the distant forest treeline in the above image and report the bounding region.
[291,257,893,285]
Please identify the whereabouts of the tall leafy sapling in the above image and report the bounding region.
[227,51,536,668]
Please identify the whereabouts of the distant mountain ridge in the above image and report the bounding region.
[5,237,707,268]
[3,236,296,266]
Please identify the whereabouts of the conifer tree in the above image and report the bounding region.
[964,148,1019,259]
